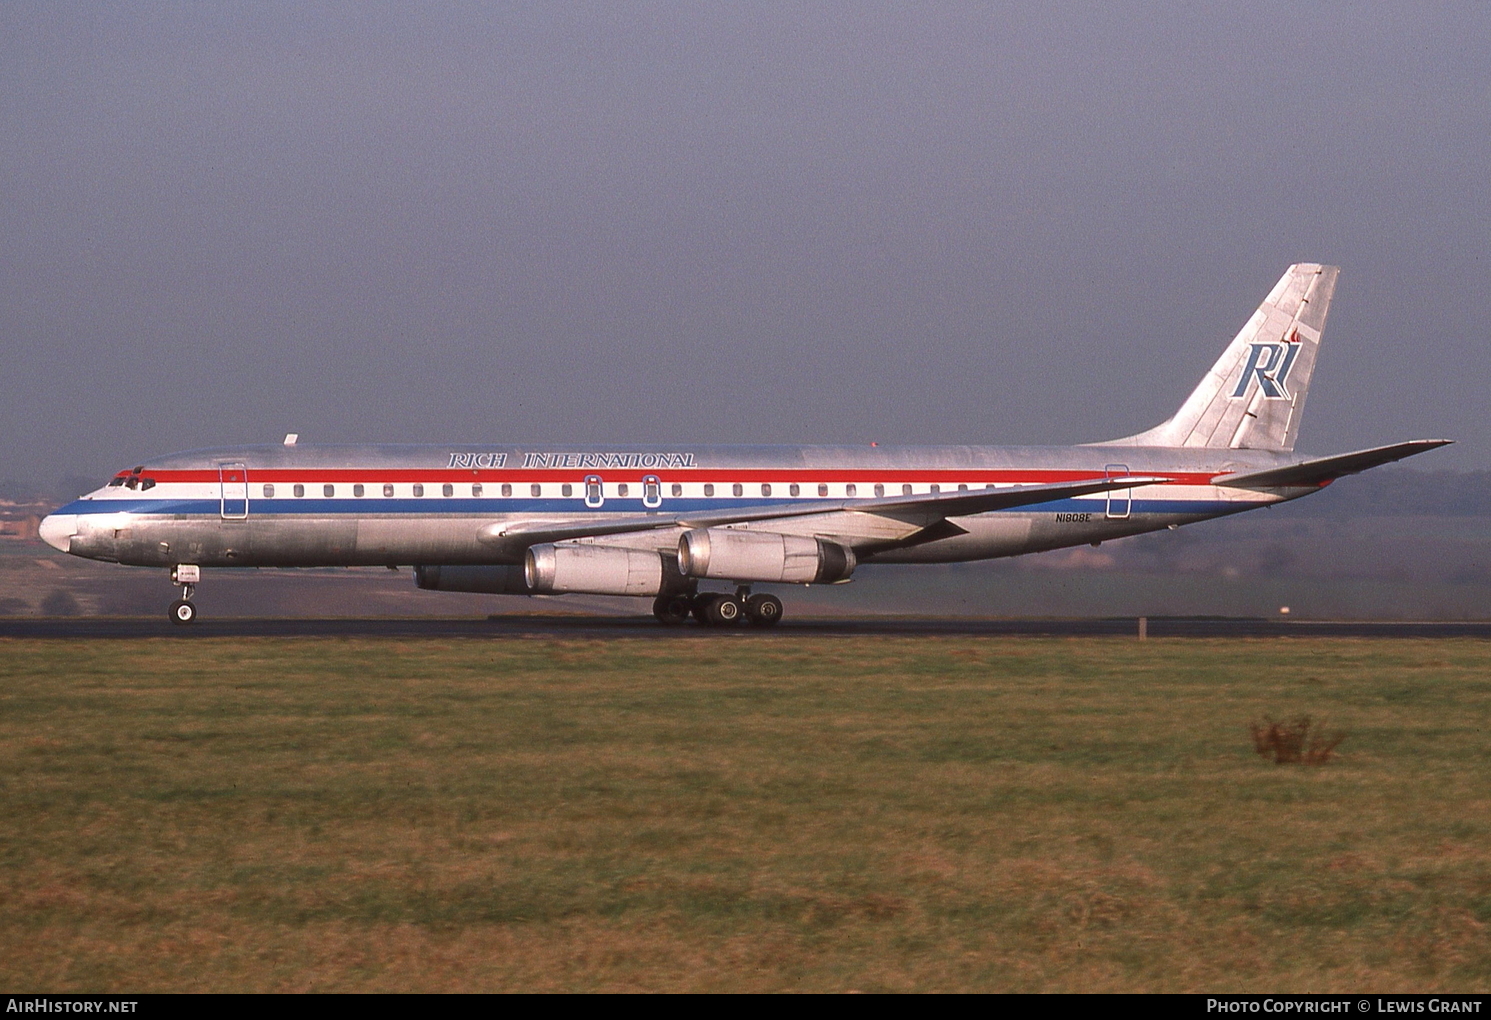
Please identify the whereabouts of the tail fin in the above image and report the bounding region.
[1096,263,1339,451]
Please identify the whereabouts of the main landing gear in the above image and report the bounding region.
[653,587,783,628]
[169,564,200,625]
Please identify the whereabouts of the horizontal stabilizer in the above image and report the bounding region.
[1214,440,1452,489]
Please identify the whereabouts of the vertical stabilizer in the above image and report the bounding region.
[1096,264,1338,451]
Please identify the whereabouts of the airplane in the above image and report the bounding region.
[39,263,1449,626]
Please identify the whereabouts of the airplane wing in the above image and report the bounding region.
[1214,440,1452,489]
[478,475,1165,553]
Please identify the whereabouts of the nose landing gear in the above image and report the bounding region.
[170,564,200,625]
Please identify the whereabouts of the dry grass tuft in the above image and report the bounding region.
[1249,715,1347,765]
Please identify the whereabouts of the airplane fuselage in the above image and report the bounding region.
[44,441,1299,571]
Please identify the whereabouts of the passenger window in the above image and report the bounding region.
[874,483,884,497]
[562,483,573,497]
[353,483,365,497]
[818,483,828,497]
[671,483,683,497]
[263,483,275,498]
[384,483,395,497]
[324,484,335,497]
[703,483,715,497]
[761,483,772,497]
[294,484,305,498]
[929,483,940,494]
[732,482,743,497]
[617,483,629,497]
[789,483,800,497]
[412,483,424,497]
[472,483,482,497]
[501,483,512,497]
[958,483,968,492]
[531,483,542,497]
[902,483,913,496]
[846,483,857,497]
[442,483,454,497]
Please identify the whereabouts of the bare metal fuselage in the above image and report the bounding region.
[46,441,1299,572]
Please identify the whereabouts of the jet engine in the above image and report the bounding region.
[677,529,856,584]
[414,564,531,594]
[524,543,664,596]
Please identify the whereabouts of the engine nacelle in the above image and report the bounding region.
[414,564,531,594]
[678,529,856,584]
[524,543,664,596]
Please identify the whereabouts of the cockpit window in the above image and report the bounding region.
[108,477,126,487]
[139,478,156,491]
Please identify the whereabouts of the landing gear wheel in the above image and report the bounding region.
[691,593,722,624]
[706,595,742,625]
[170,599,197,625]
[653,594,692,625]
[745,593,783,627]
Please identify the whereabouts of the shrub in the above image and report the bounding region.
[1249,715,1346,765]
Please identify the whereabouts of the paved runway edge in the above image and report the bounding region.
[2,616,1490,639]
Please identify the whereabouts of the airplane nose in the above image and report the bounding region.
[38,514,77,553]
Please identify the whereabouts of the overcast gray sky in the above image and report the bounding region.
[2,1,1487,486]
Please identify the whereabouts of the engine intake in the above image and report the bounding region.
[525,544,664,596]
[678,529,855,584]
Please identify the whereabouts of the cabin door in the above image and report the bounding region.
[220,463,249,520]
[1104,463,1131,520]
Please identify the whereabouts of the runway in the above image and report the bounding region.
[3,615,1490,639]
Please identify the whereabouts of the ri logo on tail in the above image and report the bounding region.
[1233,329,1304,400]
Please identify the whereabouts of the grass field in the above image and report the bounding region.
[3,635,1489,992]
